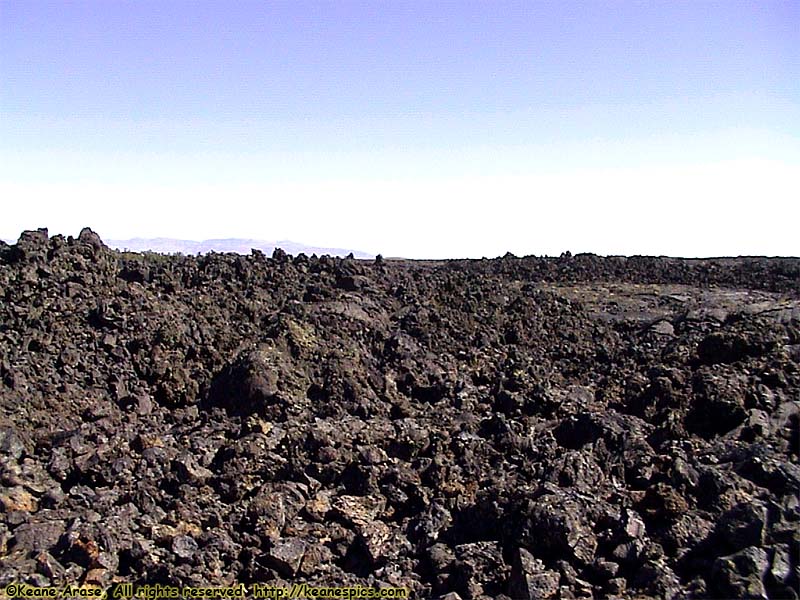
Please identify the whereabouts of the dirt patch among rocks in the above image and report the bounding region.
[0,229,798,598]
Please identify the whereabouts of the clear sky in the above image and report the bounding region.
[1,0,798,258]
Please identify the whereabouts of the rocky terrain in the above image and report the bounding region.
[0,228,798,599]
[103,238,373,259]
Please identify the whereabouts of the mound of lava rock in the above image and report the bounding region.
[0,228,798,599]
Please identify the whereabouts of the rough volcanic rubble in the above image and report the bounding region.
[0,228,798,599]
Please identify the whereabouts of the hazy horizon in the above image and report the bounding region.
[2,1,798,258]
[6,229,800,261]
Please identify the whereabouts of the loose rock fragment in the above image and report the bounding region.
[265,537,307,577]
[0,487,38,512]
[171,534,199,560]
[509,548,560,600]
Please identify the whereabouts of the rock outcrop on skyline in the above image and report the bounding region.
[105,237,374,258]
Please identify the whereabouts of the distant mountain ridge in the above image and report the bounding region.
[105,237,374,258]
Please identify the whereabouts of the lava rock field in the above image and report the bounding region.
[0,228,798,599]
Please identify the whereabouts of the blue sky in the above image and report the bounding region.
[1,0,798,257]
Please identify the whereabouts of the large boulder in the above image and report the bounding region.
[205,345,307,417]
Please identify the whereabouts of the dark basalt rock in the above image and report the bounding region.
[0,229,798,597]
[206,346,289,416]
[710,546,770,599]
[509,547,560,599]
[697,332,774,365]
